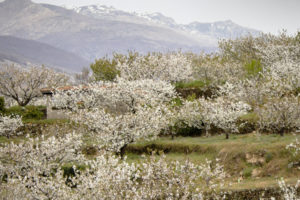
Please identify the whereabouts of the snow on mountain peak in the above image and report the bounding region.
[68,4,260,39]
[64,4,116,15]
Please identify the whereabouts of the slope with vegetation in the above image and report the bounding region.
[0,31,300,199]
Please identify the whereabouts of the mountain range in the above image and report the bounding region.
[0,35,89,72]
[0,0,260,72]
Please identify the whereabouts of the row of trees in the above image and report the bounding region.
[1,32,300,138]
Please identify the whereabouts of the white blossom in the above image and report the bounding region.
[0,115,23,137]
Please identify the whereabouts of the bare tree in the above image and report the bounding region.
[74,67,91,85]
[0,64,69,106]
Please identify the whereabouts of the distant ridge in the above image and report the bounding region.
[0,35,89,72]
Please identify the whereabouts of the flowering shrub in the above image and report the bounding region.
[0,115,23,137]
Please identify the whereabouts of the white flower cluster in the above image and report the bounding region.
[0,115,23,137]
[278,178,300,200]
[254,38,300,93]
[0,132,84,199]
[178,100,203,129]
[286,137,300,157]
[116,52,193,82]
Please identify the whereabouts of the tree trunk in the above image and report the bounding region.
[119,144,127,159]
[205,128,210,137]
[225,133,229,139]
[279,128,284,137]
[18,98,31,107]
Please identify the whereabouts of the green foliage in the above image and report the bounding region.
[5,105,46,120]
[5,106,25,116]
[22,118,70,125]
[239,112,259,123]
[90,56,120,81]
[0,97,5,113]
[294,87,300,95]
[170,97,183,107]
[22,105,45,120]
[265,152,273,163]
[295,31,300,44]
[244,59,263,77]
[186,94,197,102]
[175,80,209,89]
[243,167,254,178]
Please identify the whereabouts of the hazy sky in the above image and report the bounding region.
[32,0,300,34]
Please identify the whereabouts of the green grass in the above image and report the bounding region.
[127,134,296,154]
[23,118,70,125]
[125,133,300,189]
[0,135,28,145]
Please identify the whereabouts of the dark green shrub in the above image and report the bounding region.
[23,105,44,120]
[5,106,24,116]
[5,105,46,120]
[90,57,120,81]
[0,97,5,113]
[243,167,254,178]
[265,152,273,163]
[175,80,208,89]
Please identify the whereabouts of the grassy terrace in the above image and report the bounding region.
[125,133,300,190]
